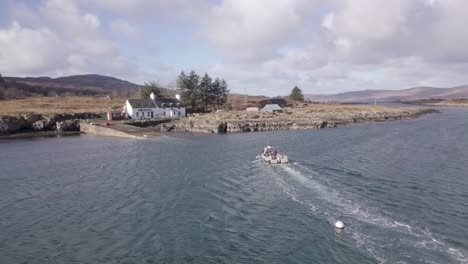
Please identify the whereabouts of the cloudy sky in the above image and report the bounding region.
[1,0,468,95]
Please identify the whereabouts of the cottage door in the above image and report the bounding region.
[151,112,154,118]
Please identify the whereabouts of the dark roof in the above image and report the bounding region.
[127,99,156,108]
[257,98,287,108]
[154,98,184,107]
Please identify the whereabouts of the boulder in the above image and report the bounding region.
[32,121,45,131]
[56,120,80,132]
[0,116,21,135]
[241,124,251,132]
[217,122,228,133]
[161,124,175,132]
[22,113,43,123]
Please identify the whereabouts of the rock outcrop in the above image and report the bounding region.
[167,105,437,134]
[56,120,80,132]
[0,112,102,135]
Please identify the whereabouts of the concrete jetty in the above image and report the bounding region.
[80,122,162,139]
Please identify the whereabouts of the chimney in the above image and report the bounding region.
[150,92,155,100]
[175,94,180,100]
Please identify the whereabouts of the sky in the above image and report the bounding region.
[1,0,468,96]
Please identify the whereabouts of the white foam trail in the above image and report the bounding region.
[279,163,468,264]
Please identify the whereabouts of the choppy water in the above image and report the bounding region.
[1,107,467,264]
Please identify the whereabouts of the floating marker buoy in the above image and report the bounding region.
[335,221,345,229]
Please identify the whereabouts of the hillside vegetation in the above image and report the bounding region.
[306,85,468,103]
[0,96,125,115]
[0,74,168,100]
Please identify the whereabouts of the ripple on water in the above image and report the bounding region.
[1,110,468,264]
[274,163,468,264]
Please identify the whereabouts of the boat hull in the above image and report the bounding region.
[260,154,288,164]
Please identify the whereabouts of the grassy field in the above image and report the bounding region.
[0,96,126,115]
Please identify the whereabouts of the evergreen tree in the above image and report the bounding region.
[177,70,230,112]
[0,73,4,83]
[289,85,304,101]
[218,79,229,108]
[141,81,162,99]
[199,73,212,112]
[210,78,221,110]
[177,71,200,111]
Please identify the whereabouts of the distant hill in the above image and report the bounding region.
[0,74,173,99]
[3,74,139,94]
[305,85,468,103]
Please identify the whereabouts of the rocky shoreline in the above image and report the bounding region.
[0,105,438,138]
[0,112,102,137]
[166,105,438,134]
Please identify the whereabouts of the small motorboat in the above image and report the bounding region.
[257,146,288,164]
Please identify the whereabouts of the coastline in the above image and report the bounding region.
[0,105,439,139]
[0,112,102,139]
[0,131,80,139]
[402,99,468,108]
[166,104,439,134]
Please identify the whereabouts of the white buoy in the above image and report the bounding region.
[335,221,345,229]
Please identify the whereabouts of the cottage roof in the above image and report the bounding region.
[127,99,157,108]
[262,104,282,111]
[154,98,184,107]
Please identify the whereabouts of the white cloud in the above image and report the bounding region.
[110,19,138,38]
[3,0,468,95]
[83,13,100,29]
[0,0,135,79]
[322,0,468,64]
[324,0,410,41]
[0,22,66,75]
[197,0,320,61]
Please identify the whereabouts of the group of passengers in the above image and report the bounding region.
[264,148,278,159]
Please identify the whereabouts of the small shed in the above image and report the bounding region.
[262,104,283,113]
[107,112,123,121]
[246,107,259,112]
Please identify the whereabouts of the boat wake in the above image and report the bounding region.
[276,164,468,264]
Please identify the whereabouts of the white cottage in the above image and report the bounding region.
[124,98,158,119]
[153,98,186,118]
[124,93,185,120]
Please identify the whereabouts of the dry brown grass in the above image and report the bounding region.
[0,96,126,115]
[189,103,423,123]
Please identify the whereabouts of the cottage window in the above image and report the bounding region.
[136,112,139,117]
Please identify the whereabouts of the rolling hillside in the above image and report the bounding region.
[0,74,179,100]
[305,85,468,103]
[2,74,140,96]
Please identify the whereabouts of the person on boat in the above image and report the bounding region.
[272,149,277,159]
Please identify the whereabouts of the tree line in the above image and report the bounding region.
[176,71,229,112]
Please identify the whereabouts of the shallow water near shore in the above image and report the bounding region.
[1,107,467,263]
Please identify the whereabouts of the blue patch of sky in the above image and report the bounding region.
[137,22,219,71]
[80,3,220,73]
[0,1,13,27]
